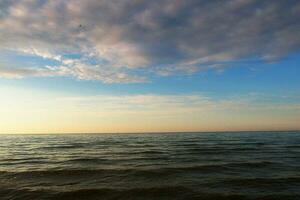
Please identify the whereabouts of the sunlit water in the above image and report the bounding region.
[0,131,299,200]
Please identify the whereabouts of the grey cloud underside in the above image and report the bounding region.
[0,0,299,82]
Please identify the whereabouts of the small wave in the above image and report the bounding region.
[0,169,135,179]
[0,187,238,200]
[0,161,280,179]
[1,187,299,200]
[0,158,50,166]
[133,150,165,154]
[285,145,300,149]
[56,186,196,199]
[37,144,85,150]
[65,158,108,163]
[222,177,300,185]
[163,161,280,172]
[0,157,46,162]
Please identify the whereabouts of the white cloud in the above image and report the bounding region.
[0,64,147,83]
[20,48,62,61]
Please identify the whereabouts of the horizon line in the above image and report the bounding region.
[1,129,299,135]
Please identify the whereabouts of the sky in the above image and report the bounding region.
[0,0,300,133]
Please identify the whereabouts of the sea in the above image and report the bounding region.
[0,131,299,200]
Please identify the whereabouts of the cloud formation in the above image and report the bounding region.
[0,0,299,82]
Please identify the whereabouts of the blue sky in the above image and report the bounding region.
[0,0,299,133]
[1,51,299,98]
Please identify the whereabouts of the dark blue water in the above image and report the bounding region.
[0,131,300,200]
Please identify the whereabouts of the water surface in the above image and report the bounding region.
[0,131,299,199]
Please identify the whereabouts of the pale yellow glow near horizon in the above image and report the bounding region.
[0,86,300,134]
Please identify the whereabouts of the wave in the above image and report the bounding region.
[1,187,299,200]
[36,144,86,150]
[65,158,109,163]
[0,158,50,166]
[220,177,300,187]
[0,161,282,179]
[165,161,280,171]
[123,150,166,155]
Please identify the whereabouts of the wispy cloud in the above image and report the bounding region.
[59,93,300,114]
[0,0,299,83]
[1,88,299,133]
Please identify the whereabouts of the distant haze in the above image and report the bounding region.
[0,0,299,133]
